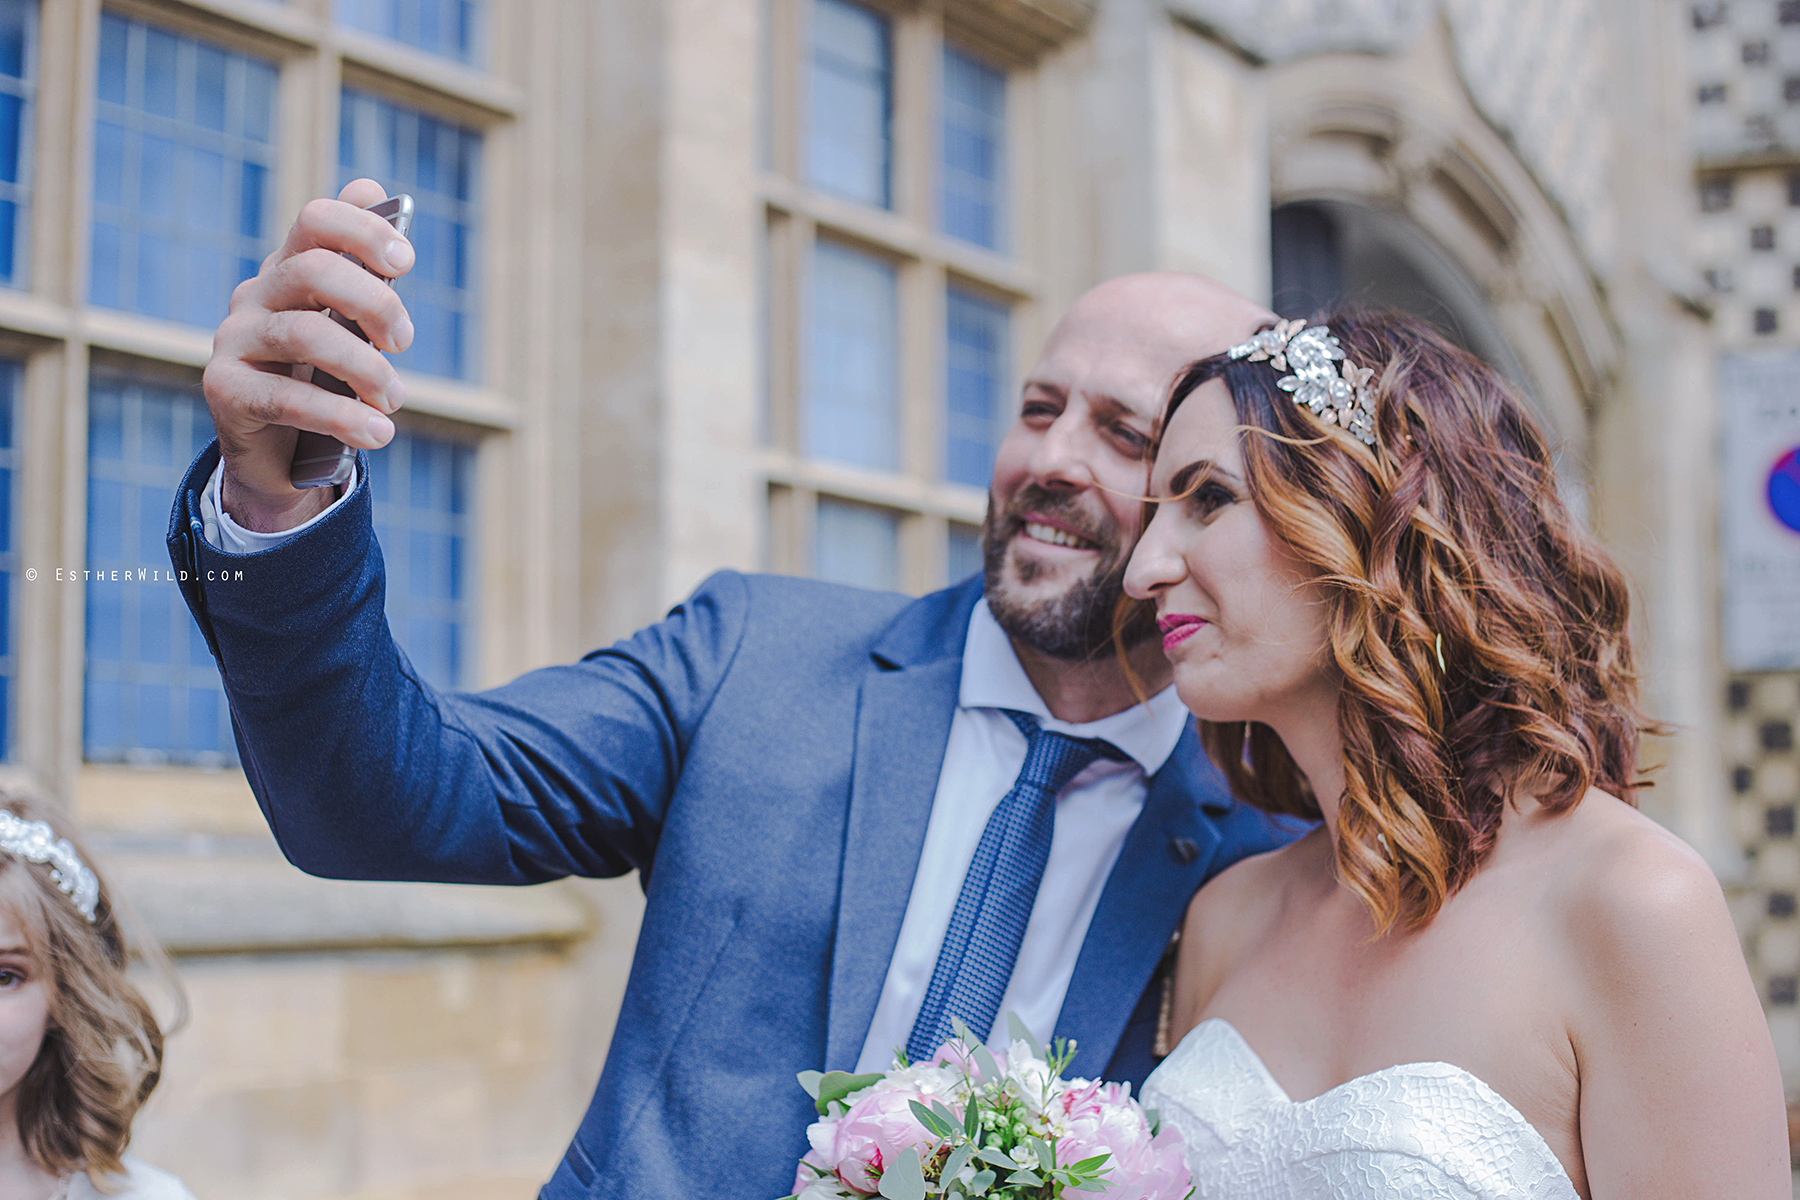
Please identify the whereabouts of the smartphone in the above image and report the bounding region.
[288,193,415,489]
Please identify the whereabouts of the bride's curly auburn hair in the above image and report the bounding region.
[1149,308,1658,934]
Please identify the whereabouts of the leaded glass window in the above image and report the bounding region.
[90,14,277,326]
[944,285,1009,488]
[940,46,1004,250]
[340,88,482,382]
[367,428,476,690]
[809,0,891,209]
[0,1,35,287]
[0,360,17,756]
[337,0,482,65]
[84,374,233,766]
[815,497,899,590]
[807,240,899,469]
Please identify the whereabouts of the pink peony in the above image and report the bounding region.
[810,1081,954,1195]
[792,1148,839,1196]
[929,1039,1008,1082]
[1055,1080,1191,1200]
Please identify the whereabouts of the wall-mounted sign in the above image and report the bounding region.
[1723,352,1800,671]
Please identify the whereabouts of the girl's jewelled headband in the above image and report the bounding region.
[1227,319,1378,446]
[0,811,99,922]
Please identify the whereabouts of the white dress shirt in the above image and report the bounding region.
[854,601,1188,1072]
[197,465,1190,1072]
[199,460,356,555]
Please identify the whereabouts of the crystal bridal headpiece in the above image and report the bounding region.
[0,810,99,922]
[1227,318,1378,446]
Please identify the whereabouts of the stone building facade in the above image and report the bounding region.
[1690,0,1800,1131]
[0,0,1776,1196]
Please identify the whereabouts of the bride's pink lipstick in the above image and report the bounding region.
[1157,613,1207,652]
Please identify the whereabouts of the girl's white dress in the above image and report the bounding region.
[64,1156,196,1200]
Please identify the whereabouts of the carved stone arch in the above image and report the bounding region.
[1260,25,1622,474]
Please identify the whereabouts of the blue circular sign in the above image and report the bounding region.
[1771,446,1800,534]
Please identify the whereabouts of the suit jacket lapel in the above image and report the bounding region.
[1053,723,1229,1075]
[823,579,983,1071]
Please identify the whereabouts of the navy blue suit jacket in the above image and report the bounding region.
[166,443,1299,1198]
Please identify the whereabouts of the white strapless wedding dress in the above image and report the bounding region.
[1141,1019,1580,1200]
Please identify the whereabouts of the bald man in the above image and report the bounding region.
[168,181,1300,1199]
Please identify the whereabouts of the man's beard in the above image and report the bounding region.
[981,485,1160,662]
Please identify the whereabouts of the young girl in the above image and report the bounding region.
[0,794,193,1199]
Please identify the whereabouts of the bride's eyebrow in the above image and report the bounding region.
[1162,459,1242,501]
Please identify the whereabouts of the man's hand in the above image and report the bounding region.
[204,179,416,533]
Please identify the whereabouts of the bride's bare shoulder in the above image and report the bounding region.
[1532,794,1788,1192]
[1538,790,1721,929]
[1527,790,1740,1000]
[1176,830,1328,970]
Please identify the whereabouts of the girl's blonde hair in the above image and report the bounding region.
[0,792,174,1180]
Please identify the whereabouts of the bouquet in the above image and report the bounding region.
[781,1017,1191,1200]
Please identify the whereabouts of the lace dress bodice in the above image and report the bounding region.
[1141,1019,1581,1200]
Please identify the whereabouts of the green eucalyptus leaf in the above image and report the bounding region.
[941,1143,973,1182]
[1145,1106,1162,1137]
[1005,1168,1043,1186]
[797,1070,825,1101]
[1068,1154,1111,1173]
[963,1098,980,1140]
[909,1100,953,1139]
[879,1147,928,1200]
[976,1149,1015,1169]
[972,1045,1002,1083]
[1027,1136,1054,1173]
[967,1169,995,1195]
[1004,1012,1046,1061]
[930,1100,959,1129]
[815,1071,886,1116]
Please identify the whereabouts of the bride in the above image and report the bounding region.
[1123,309,1788,1198]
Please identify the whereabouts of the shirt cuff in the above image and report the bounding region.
[200,459,359,554]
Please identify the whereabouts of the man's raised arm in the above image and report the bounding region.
[169,184,743,885]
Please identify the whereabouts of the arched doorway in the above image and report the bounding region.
[1270,198,1534,394]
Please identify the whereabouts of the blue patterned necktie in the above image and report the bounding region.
[905,710,1128,1063]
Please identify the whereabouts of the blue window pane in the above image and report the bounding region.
[187,688,219,756]
[84,373,235,767]
[0,1,34,288]
[808,0,890,209]
[815,498,899,591]
[940,46,1005,250]
[366,427,476,691]
[93,122,124,206]
[143,28,180,119]
[0,201,13,283]
[339,88,481,381]
[335,0,483,65]
[240,161,265,239]
[944,286,1010,488]
[0,92,19,183]
[0,3,22,79]
[90,222,121,308]
[193,43,227,132]
[240,59,274,143]
[948,523,984,583]
[90,15,277,326]
[0,361,17,757]
[807,241,898,469]
[97,15,127,105]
